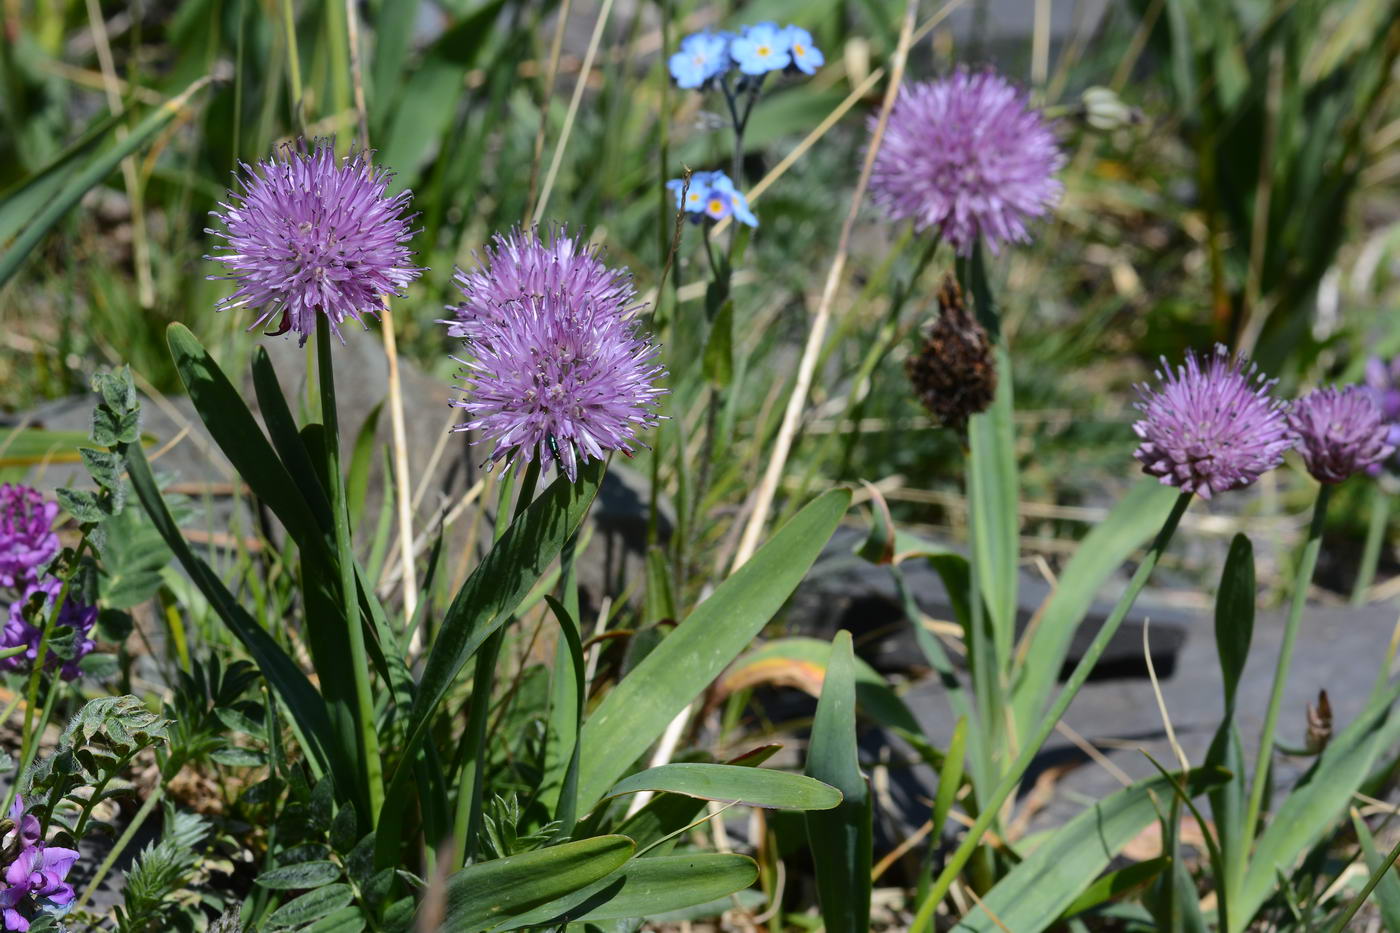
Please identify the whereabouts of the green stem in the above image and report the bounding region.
[909,491,1192,932]
[74,785,163,910]
[1351,483,1389,606]
[1329,828,1400,933]
[1243,483,1331,854]
[279,0,306,134]
[451,461,539,867]
[317,316,384,822]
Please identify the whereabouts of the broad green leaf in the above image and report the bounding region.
[1058,857,1168,921]
[491,853,759,929]
[540,595,586,831]
[256,860,343,890]
[613,746,780,854]
[304,906,366,933]
[98,507,171,610]
[376,0,509,181]
[931,717,967,843]
[1206,534,1255,912]
[966,344,1018,669]
[1215,534,1256,708]
[804,631,871,933]
[168,325,326,550]
[249,347,333,530]
[0,77,212,287]
[954,767,1227,933]
[702,299,734,387]
[440,835,634,932]
[0,111,123,248]
[1351,811,1400,933]
[1237,678,1400,928]
[721,636,922,735]
[124,443,342,781]
[1011,478,1179,734]
[576,488,850,808]
[265,883,354,928]
[347,401,383,528]
[606,764,840,811]
[378,463,603,864]
[0,428,94,468]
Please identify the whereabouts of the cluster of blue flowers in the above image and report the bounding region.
[669,23,824,89]
[666,171,758,227]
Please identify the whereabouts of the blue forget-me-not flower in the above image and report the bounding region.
[729,22,791,75]
[668,32,731,89]
[667,171,757,228]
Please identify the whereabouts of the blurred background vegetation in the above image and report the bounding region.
[2,0,1400,598]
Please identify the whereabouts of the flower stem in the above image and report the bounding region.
[1351,482,1388,605]
[451,460,539,867]
[316,315,384,823]
[1328,827,1400,933]
[908,491,1192,932]
[1243,483,1331,855]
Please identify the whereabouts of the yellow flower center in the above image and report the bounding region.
[757,44,771,56]
[708,199,726,213]
[794,43,805,56]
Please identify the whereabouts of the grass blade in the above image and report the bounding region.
[575,488,850,808]
[804,630,872,933]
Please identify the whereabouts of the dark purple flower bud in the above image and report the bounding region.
[1288,385,1395,484]
[1132,346,1293,499]
[869,69,1064,255]
[0,486,58,589]
[207,140,423,345]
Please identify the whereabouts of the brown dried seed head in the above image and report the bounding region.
[905,275,998,431]
[1305,689,1333,754]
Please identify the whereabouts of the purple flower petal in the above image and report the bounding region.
[869,69,1064,255]
[1132,346,1293,497]
[207,140,423,345]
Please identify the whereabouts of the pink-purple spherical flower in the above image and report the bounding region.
[1363,355,1400,475]
[0,485,58,588]
[207,140,422,345]
[447,227,637,341]
[1132,347,1293,499]
[4,577,97,681]
[869,69,1064,255]
[1287,385,1395,484]
[449,229,666,482]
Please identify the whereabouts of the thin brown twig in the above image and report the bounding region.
[345,0,370,152]
[524,0,575,219]
[731,0,932,570]
[84,0,155,309]
[533,0,616,226]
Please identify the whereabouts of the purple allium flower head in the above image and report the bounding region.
[447,227,636,341]
[4,578,97,681]
[448,230,666,481]
[207,140,423,345]
[1287,385,1395,484]
[1132,346,1293,500]
[0,486,58,589]
[0,796,79,931]
[1363,355,1400,475]
[869,69,1065,255]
